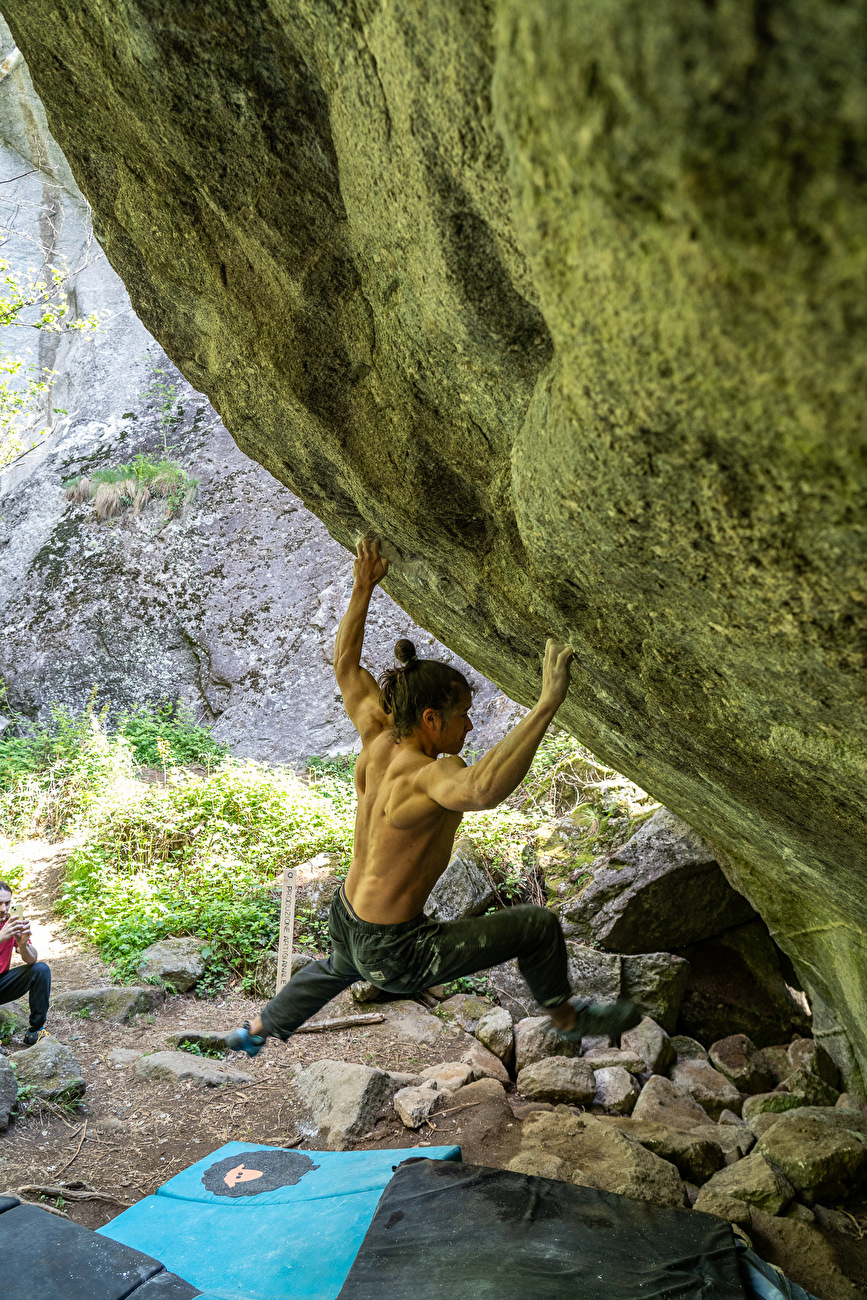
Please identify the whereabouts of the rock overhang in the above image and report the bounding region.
[2,1,865,1088]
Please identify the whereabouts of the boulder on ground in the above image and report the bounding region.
[708,1034,774,1094]
[475,1006,514,1064]
[747,1209,865,1300]
[0,1055,17,1130]
[742,1091,808,1125]
[252,950,313,998]
[760,1045,794,1086]
[670,1035,709,1063]
[620,952,690,1034]
[837,1093,867,1115]
[604,1117,725,1183]
[699,1152,794,1215]
[419,1061,473,1093]
[692,1123,756,1164]
[52,985,165,1022]
[292,1059,400,1149]
[631,1075,709,1131]
[12,1037,85,1101]
[135,1050,251,1088]
[566,943,623,1003]
[136,937,206,992]
[620,1017,674,1075]
[350,980,380,1003]
[514,1016,583,1072]
[108,1047,142,1065]
[756,1113,867,1202]
[460,1040,510,1085]
[294,852,342,923]
[670,1059,742,1120]
[560,808,755,952]
[581,1047,646,1073]
[507,1149,568,1180]
[718,1109,749,1128]
[788,1038,839,1087]
[394,1084,437,1129]
[383,999,449,1045]
[436,993,493,1035]
[0,1000,24,1031]
[780,1066,839,1108]
[516,1057,596,1105]
[693,1188,753,1228]
[513,1110,687,1209]
[424,839,495,922]
[592,1066,640,1115]
[675,919,811,1048]
[164,1030,232,1053]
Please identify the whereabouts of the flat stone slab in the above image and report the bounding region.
[108,1047,143,1066]
[134,1050,251,1088]
[52,985,165,1022]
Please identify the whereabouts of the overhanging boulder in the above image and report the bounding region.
[5,2,867,1089]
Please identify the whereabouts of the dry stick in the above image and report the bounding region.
[295,1013,384,1033]
[433,1100,482,1118]
[18,1184,134,1207]
[9,1194,70,1219]
[56,1119,88,1176]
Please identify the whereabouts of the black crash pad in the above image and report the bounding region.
[0,1201,201,1300]
[338,1159,747,1299]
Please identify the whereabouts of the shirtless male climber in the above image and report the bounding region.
[227,537,638,1056]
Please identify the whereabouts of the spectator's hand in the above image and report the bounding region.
[0,919,14,944]
[15,920,31,946]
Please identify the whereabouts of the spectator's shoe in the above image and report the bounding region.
[225,1022,267,1058]
[550,998,641,1044]
[22,1027,50,1047]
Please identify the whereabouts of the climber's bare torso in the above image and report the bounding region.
[342,692,473,924]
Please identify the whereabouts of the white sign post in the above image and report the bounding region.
[276,866,297,995]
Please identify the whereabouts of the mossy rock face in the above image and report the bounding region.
[6,2,867,1088]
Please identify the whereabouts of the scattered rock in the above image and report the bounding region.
[566,944,622,1002]
[424,839,496,922]
[134,1051,251,1089]
[295,853,342,924]
[580,1047,646,1073]
[136,937,206,992]
[475,1006,514,1064]
[604,1117,725,1183]
[506,1150,568,1180]
[51,985,166,1022]
[631,1076,710,1131]
[460,1040,510,1085]
[431,1078,518,1157]
[620,952,690,1034]
[0,1055,17,1130]
[394,1084,437,1129]
[592,1066,640,1115]
[783,1202,816,1224]
[419,1061,473,1093]
[620,1018,674,1075]
[292,1059,400,1149]
[516,1057,596,1105]
[252,950,313,998]
[699,1152,794,1215]
[837,1093,867,1115]
[164,1030,232,1053]
[513,1017,582,1072]
[513,1110,687,1208]
[12,1037,85,1102]
[670,1035,709,1063]
[708,1034,774,1094]
[781,1066,839,1108]
[756,1113,867,1202]
[383,1000,449,1045]
[718,1109,749,1128]
[747,1208,865,1300]
[350,980,380,1003]
[436,994,493,1035]
[670,1059,742,1120]
[560,808,755,951]
[742,1092,808,1125]
[787,1038,839,1087]
[692,1123,755,1164]
[675,919,811,1048]
[107,1048,142,1066]
[760,1045,794,1087]
[693,1188,753,1228]
[0,1001,24,1030]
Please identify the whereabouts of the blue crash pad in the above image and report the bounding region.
[98,1143,461,1300]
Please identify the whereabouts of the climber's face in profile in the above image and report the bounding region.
[426,690,474,756]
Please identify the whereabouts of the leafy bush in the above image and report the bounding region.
[115,702,227,769]
[63,453,196,520]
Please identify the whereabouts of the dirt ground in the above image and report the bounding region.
[0,838,520,1231]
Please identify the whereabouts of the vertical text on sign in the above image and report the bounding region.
[276,867,297,995]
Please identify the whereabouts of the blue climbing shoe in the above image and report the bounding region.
[551,998,641,1044]
[225,1022,267,1058]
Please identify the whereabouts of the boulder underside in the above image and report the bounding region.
[5,2,866,1087]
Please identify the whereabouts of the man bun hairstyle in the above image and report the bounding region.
[379,640,472,739]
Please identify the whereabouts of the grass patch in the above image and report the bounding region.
[63,453,196,520]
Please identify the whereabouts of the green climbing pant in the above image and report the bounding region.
[260,886,572,1040]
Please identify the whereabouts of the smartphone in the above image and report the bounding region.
[9,903,24,920]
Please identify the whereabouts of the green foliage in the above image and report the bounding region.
[115,701,227,769]
[179,1039,227,1060]
[63,453,197,521]
[0,1014,19,1045]
[441,975,493,999]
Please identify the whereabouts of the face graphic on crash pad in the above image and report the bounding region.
[202,1149,320,1197]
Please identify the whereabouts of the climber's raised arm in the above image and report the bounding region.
[418,639,573,812]
[333,537,390,738]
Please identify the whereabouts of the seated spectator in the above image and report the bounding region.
[0,880,51,1046]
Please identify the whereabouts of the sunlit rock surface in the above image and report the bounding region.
[2,3,866,1088]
